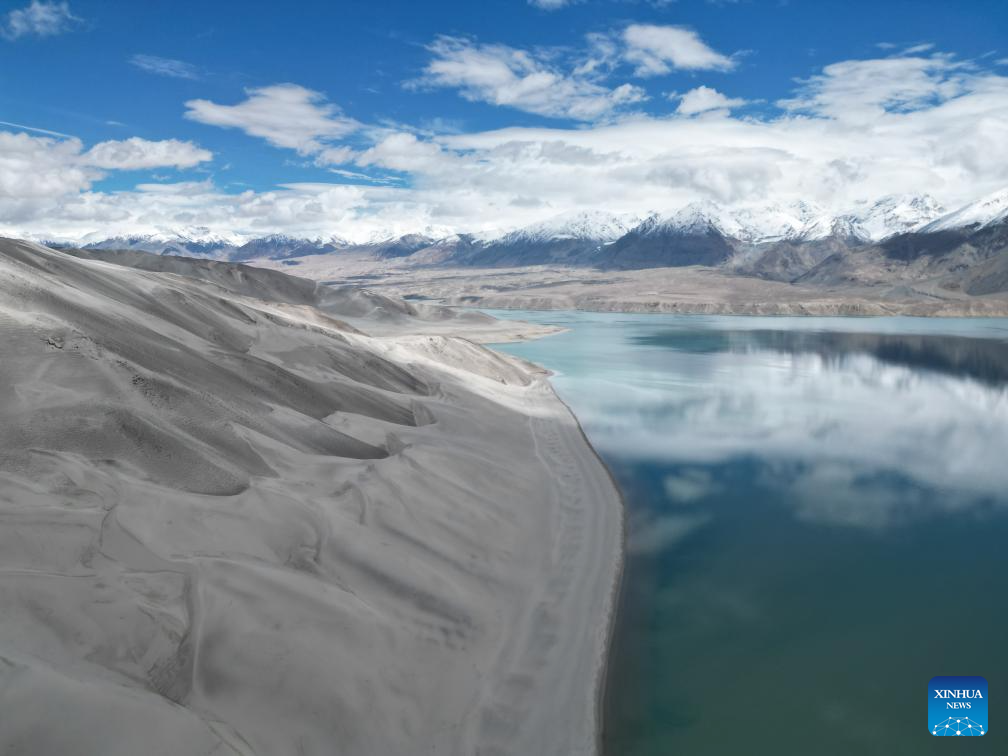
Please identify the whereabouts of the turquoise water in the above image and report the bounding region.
[488,311,1008,755]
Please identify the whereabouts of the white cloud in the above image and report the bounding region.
[778,54,973,122]
[355,132,452,174]
[573,32,620,77]
[676,85,748,114]
[184,84,361,155]
[412,36,647,121]
[0,130,212,203]
[623,24,736,75]
[130,54,200,80]
[83,137,212,170]
[528,0,573,8]
[4,52,1008,244]
[0,131,96,199]
[2,1,79,40]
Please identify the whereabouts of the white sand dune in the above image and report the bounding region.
[0,239,622,756]
[63,247,562,343]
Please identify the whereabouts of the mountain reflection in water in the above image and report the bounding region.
[633,328,1008,386]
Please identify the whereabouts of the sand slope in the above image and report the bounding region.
[62,247,562,342]
[0,239,621,756]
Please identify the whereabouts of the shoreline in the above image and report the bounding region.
[547,387,628,756]
[455,298,1008,319]
[483,319,629,756]
[371,325,626,754]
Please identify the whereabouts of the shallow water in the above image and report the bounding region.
[489,311,1008,755]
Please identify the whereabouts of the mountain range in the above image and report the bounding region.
[46,188,1008,291]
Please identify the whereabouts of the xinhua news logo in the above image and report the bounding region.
[930,676,987,737]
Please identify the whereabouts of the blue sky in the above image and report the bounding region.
[1,0,1007,240]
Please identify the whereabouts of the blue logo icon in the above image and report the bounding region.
[930,676,987,736]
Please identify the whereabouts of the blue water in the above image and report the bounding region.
[488,311,1008,755]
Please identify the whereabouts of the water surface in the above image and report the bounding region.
[489,312,1008,755]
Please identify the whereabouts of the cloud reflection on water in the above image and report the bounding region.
[551,327,1008,530]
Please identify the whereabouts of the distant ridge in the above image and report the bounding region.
[41,189,1006,290]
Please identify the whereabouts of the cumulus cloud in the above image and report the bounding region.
[83,137,212,170]
[0,131,212,202]
[0,131,96,199]
[0,178,389,244]
[412,28,739,120]
[623,24,736,75]
[430,56,1008,216]
[676,85,748,114]
[411,37,646,121]
[355,132,453,174]
[356,52,1008,229]
[184,84,361,155]
[5,51,1008,243]
[2,0,79,40]
[130,54,200,80]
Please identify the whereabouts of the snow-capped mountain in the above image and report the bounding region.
[636,196,942,245]
[638,201,739,238]
[364,233,440,259]
[605,203,737,269]
[231,234,348,261]
[725,201,835,243]
[57,188,1006,267]
[842,194,945,241]
[496,210,643,246]
[355,224,457,247]
[446,210,645,266]
[81,231,241,259]
[921,188,1008,233]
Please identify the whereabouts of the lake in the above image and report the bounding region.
[489,311,1008,755]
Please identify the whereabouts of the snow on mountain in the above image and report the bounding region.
[637,196,945,244]
[660,201,742,237]
[47,189,1006,263]
[921,188,1008,233]
[76,227,249,259]
[631,202,733,240]
[496,210,643,245]
[355,224,456,247]
[364,233,441,259]
[80,235,228,259]
[843,194,945,241]
[638,200,833,244]
[730,201,834,243]
[232,234,349,261]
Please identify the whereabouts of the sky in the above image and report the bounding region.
[1,0,1007,242]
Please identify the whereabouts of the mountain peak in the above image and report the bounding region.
[499,210,642,245]
[843,194,945,241]
[922,188,1008,233]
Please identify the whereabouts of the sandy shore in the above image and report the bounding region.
[0,240,623,755]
